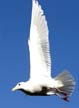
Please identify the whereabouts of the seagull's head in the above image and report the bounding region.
[12,82,25,91]
[12,81,33,95]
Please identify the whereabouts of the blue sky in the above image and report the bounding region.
[0,0,79,107]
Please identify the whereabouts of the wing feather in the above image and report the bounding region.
[29,0,51,78]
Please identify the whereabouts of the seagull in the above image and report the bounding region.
[12,0,75,102]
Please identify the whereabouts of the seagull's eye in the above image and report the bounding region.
[18,84,21,86]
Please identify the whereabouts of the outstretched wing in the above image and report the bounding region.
[28,0,51,79]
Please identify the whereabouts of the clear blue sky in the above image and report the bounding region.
[0,0,79,107]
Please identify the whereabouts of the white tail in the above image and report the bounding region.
[54,70,75,101]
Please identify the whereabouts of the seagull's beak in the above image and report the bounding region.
[12,86,17,91]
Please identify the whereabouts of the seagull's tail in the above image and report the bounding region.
[54,70,75,102]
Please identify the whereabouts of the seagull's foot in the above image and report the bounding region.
[47,87,70,102]
[62,96,69,102]
[55,88,69,102]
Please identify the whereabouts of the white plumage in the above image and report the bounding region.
[12,0,75,102]
[29,0,51,78]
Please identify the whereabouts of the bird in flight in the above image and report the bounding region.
[12,0,75,102]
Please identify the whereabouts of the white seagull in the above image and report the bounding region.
[12,0,75,102]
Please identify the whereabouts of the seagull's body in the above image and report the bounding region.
[12,0,75,102]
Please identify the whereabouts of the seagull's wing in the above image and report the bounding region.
[28,0,51,79]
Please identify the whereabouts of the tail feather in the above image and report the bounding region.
[54,70,75,97]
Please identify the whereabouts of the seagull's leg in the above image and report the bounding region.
[62,97,69,102]
[56,92,69,102]
[47,87,66,96]
[55,88,69,102]
[47,87,69,102]
[56,88,67,96]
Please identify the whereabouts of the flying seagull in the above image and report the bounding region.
[12,0,75,102]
